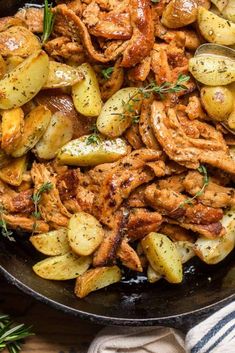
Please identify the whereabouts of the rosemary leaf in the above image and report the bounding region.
[41,0,55,45]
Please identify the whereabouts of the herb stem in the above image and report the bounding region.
[41,0,55,45]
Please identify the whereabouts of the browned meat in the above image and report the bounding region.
[34,91,93,139]
[121,0,154,67]
[124,123,144,150]
[139,98,161,150]
[146,160,167,177]
[151,43,171,85]
[167,219,225,239]
[127,185,148,208]
[15,7,44,33]
[93,149,161,226]
[151,101,235,173]
[9,190,34,214]
[0,16,26,32]
[185,96,207,121]
[57,169,80,201]
[159,223,194,242]
[76,185,95,214]
[44,36,85,63]
[93,211,128,266]
[2,214,49,233]
[31,163,71,227]
[157,174,186,193]
[100,59,124,101]
[127,208,162,240]
[117,239,143,271]
[183,171,235,208]
[128,56,151,82]
[145,184,223,225]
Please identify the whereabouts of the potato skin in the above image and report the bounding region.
[201,86,234,121]
[161,0,198,29]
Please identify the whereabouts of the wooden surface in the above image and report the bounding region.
[0,276,102,353]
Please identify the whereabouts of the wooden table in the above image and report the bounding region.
[0,276,102,353]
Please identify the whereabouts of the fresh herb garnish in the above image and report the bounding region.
[86,134,101,145]
[32,182,53,219]
[0,314,33,353]
[41,0,55,45]
[101,67,114,80]
[151,0,160,3]
[0,206,14,241]
[178,165,209,208]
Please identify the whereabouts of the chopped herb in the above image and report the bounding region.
[101,67,114,80]
[32,182,53,219]
[178,165,209,208]
[86,134,101,145]
[41,0,55,45]
[151,0,160,3]
[0,206,14,242]
[0,314,34,353]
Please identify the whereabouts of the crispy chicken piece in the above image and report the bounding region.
[76,185,95,214]
[151,101,235,173]
[57,169,80,201]
[183,171,235,208]
[93,210,128,266]
[145,184,223,225]
[54,4,128,63]
[44,36,85,63]
[2,214,49,233]
[127,185,147,208]
[117,239,143,271]
[146,160,167,177]
[31,163,71,227]
[157,174,186,193]
[167,219,225,239]
[127,208,163,240]
[139,98,161,150]
[185,96,207,121]
[121,0,154,67]
[151,43,171,85]
[124,123,144,150]
[15,7,44,33]
[128,56,151,82]
[83,2,132,39]
[93,149,161,226]
[34,91,93,139]
[100,59,124,101]
[159,223,194,242]
[0,180,33,214]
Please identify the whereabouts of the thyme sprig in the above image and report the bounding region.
[178,165,209,208]
[86,134,102,145]
[101,67,114,80]
[32,182,53,219]
[0,314,33,353]
[41,0,55,45]
[0,206,14,241]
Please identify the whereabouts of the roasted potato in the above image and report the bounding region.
[68,212,104,256]
[161,0,198,29]
[35,112,73,160]
[211,0,228,12]
[0,50,49,109]
[200,86,234,121]
[198,7,235,45]
[194,208,235,264]
[57,135,129,166]
[0,155,27,186]
[1,107,24,154]
[141,232,183,284]
[0,26,41,57]
[222,0,235,22]
[43,61,83,89]
[147,265,162,283]
[72,63,102,117]
[75,266,121,298]
[175,241,195,264]
[0,54,6,79]
[97,87,141,138]
[33,253,91,280]
[228,110,235,130]
[11,105,51,158]
[189,55,235,85]
[5,56,24,73]
[30,228,70,256]
[0,149,11,168]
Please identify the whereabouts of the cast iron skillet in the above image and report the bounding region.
[0,0,235,329]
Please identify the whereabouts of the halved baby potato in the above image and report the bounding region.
[57,135,129,166]
[35,112,73,160]
[1,107,24,154]
[0,155,27,186]
[141,232,183,284]
[43,61,83,89]
[11,105,51,158]
[0,54,6,79]
[97,87,141,138]
[147,265,162,283]
[30,228,70,256]
[72,63,102,117]
[0,50,49,109]
[75,266,121,298]
[68,212,104,256]
[33,253,91,280]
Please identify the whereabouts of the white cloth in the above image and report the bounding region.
[88,301,235,353]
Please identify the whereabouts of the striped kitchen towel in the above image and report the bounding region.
[88,301,235,353]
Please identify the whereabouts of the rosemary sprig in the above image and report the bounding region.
[178,165,209,208]
[101,67,114,80]
[0,314,34,353]
[0,206,14,242]
[86,134,102,145]
[41,0,55,45]
[32,182,53,219]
